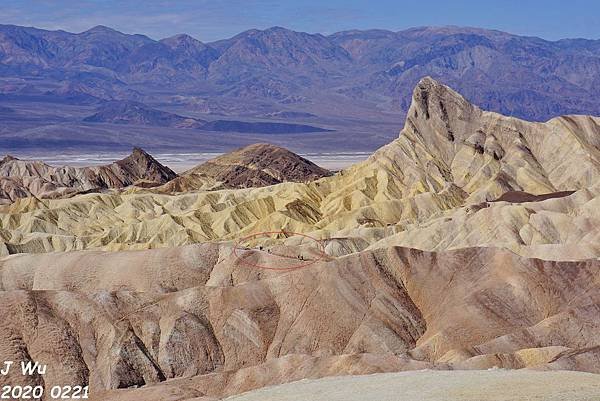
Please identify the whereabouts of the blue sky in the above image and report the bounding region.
[1,0,599,42]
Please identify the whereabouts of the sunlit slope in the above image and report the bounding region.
[1,77,599,256]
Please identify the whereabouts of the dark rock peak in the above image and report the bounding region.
[131,146,151,157]
[117,147,177,181]
[219,143,321,169]
[185,142,332,189]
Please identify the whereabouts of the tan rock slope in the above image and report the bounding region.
[158,143,332,192]
[1,244,600,399]
[0,147,177,204]
[1,78,599,259]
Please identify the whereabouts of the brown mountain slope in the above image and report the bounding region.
[2,244,600,399]
[0,147,177,204]
[159,143,332,192]
[1,78,599,258]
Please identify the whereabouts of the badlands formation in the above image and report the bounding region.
[1,77,600,399]
[0,147,177,204]
[0,78,599,256]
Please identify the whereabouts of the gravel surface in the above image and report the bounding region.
[225,370,600,401]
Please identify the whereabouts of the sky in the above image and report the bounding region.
[1,0,599,42]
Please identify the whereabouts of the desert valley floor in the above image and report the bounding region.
[1,77,600,400]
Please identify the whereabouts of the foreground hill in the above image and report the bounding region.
[0,147,176,203]
[2,245,600,398]
[160,143,332,191]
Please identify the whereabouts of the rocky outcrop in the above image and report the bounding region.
[0,148,177,204]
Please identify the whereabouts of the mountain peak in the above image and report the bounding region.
[161,33,202,46]
[414,76,463,99]
[264,26,291,33]
[177,142,332,189]
[397,77,482,165]
[408,76,472,124]
[132,146,151,157]
[82,25,118,34]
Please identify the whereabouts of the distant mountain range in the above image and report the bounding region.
[1,24,600,152]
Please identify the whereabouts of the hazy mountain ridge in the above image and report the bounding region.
[2,24,600,123]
